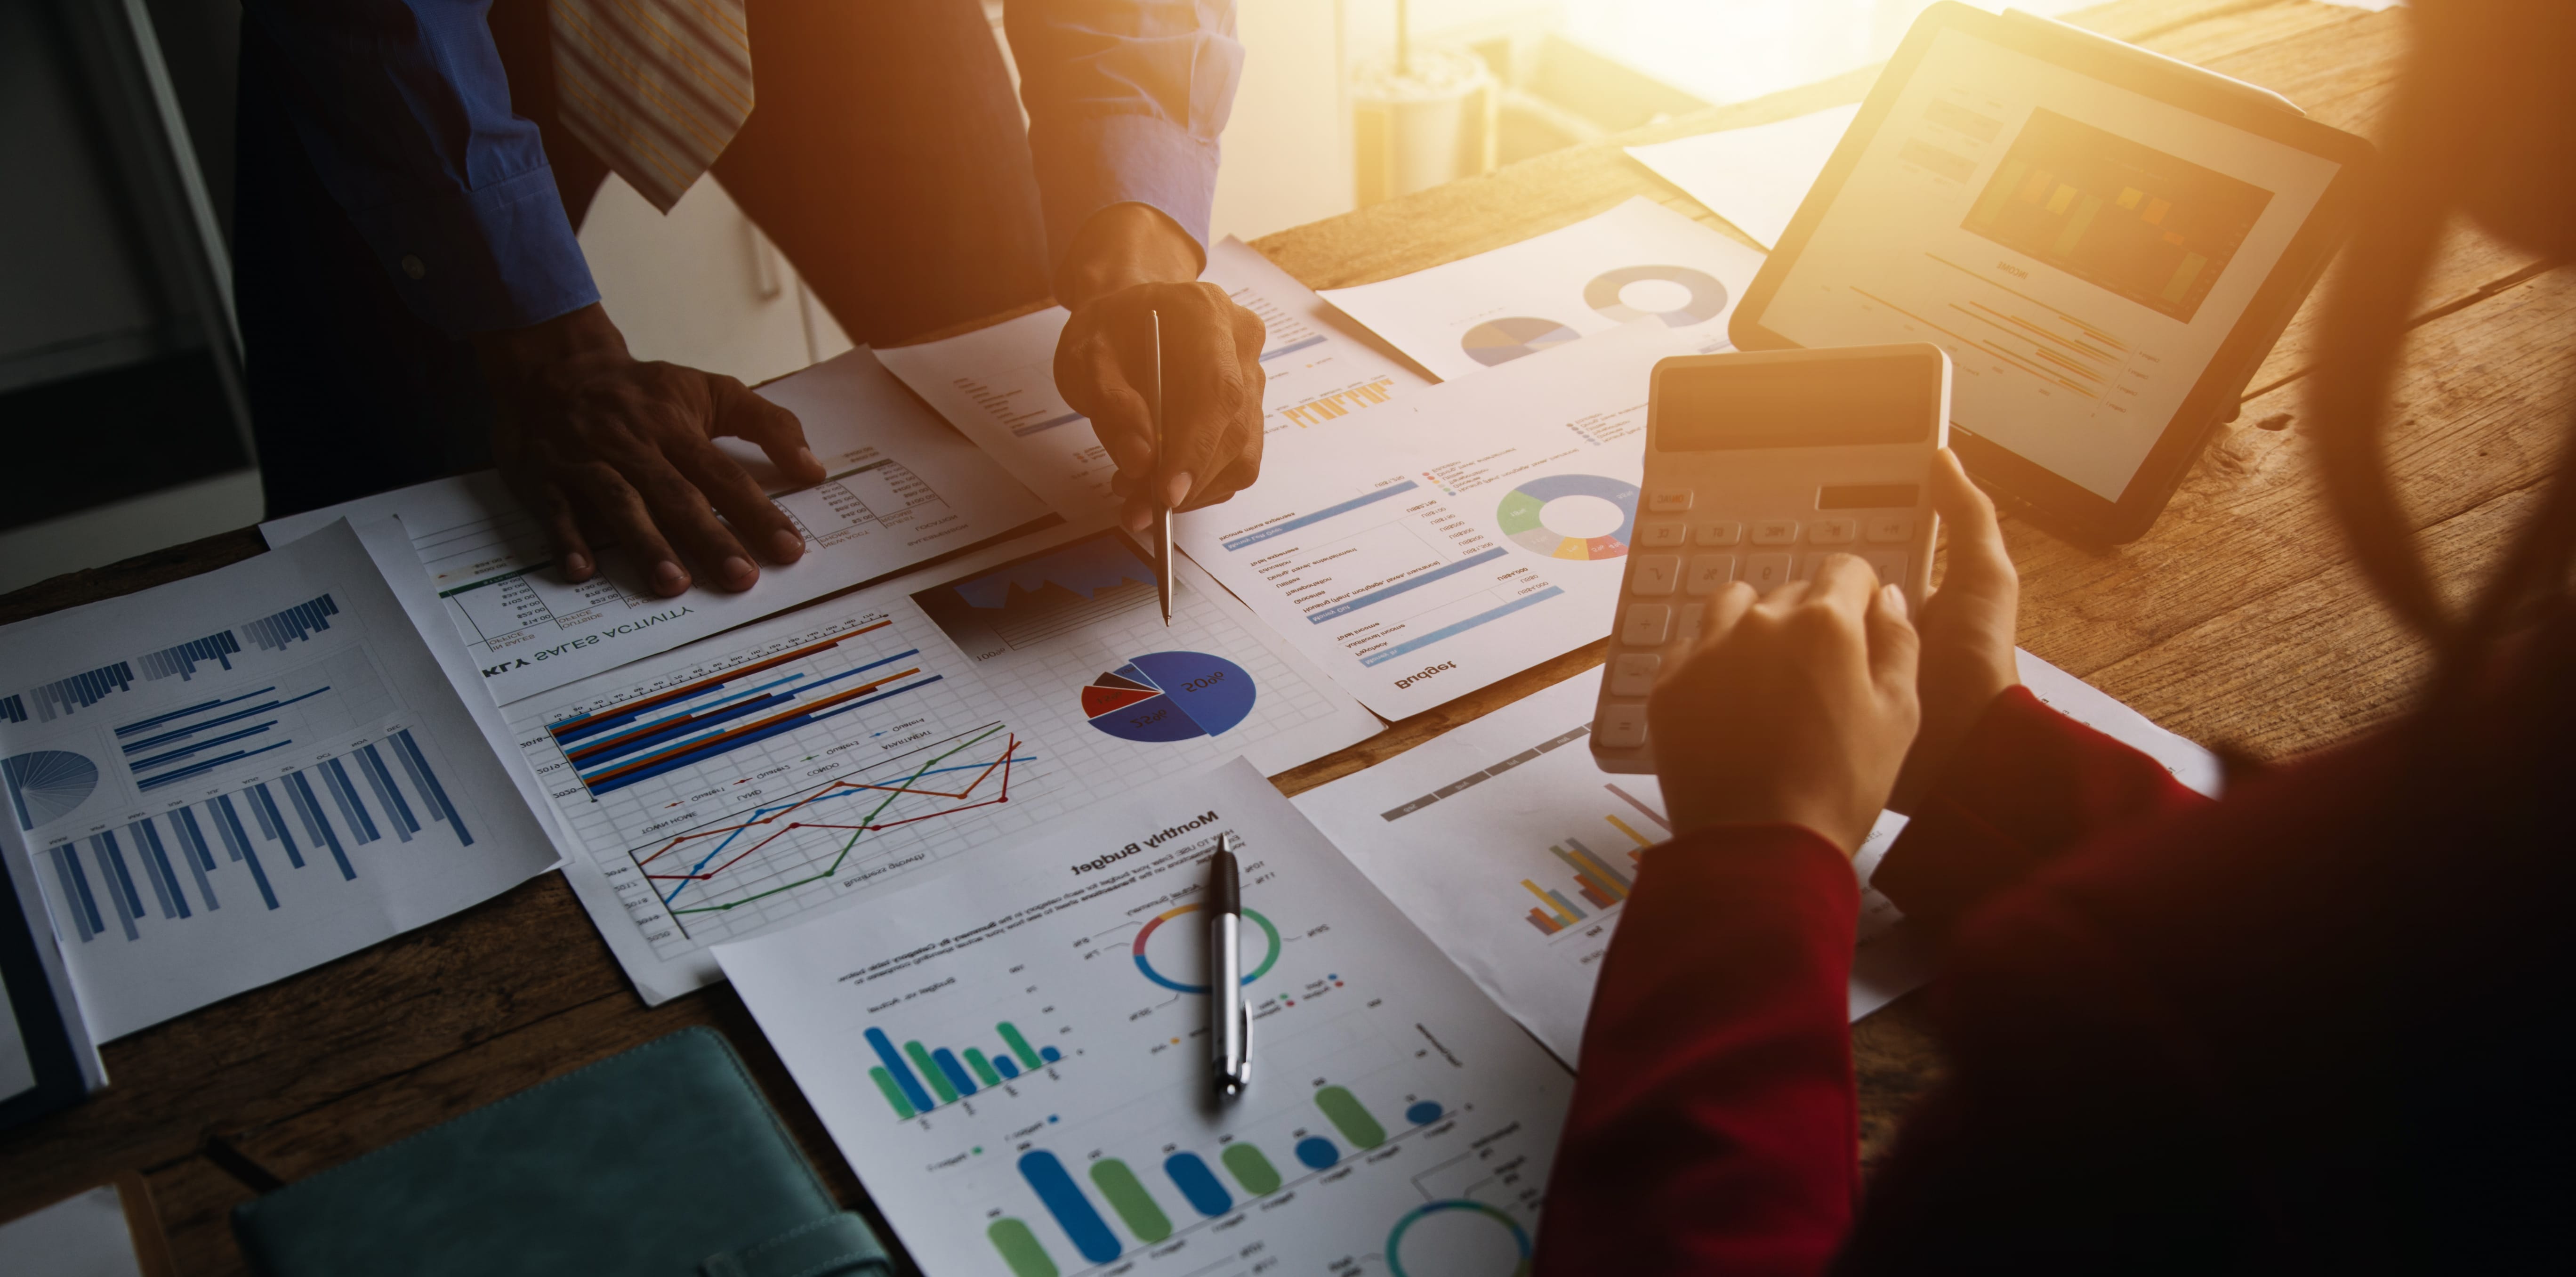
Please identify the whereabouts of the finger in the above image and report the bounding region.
[1056,316,1158,478]
[1928,449,2013,597]
[560,459,691,597]
[709,374,824,486]
[1695,581,1758,654]
[1805,551,1884,619]
[674,435,806,566]
[503,460,597,582]
[606,436,760,592]
[1178,450,1262,512]
[1866,581,1923,696]
[1154,285,1261,509]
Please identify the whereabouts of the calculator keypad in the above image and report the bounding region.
[1641,521,1688,548]
[1695,521,1742,547]
[1620,604,1671,646]
[1632,556,1681,596]
[1749,519,1800,545]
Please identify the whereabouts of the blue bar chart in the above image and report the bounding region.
[4,593,340,723]
[865,1018,1064,1121]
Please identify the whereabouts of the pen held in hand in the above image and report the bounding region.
[1151,309,1173,628]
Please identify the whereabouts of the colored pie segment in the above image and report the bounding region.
[1497,473,1640,561]
[1083,651,1258,744]
[1460,316,1583,367]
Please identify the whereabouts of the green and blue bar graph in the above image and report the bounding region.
[866,1021,1063,1119]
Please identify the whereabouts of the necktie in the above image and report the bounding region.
[547,0,755,212]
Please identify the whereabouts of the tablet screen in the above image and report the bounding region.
[1759,27,2344,501]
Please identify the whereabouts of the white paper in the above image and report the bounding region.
[0,969,32,1105]
[1296,670,1925,1063]
[716,758,1572,1277]
[261,347,1051,704]
[509,521,1382,1004]
[1625,103,1861,249]
[1318,196,1767,381]
[878,238,1432,520]
[2014,649,2223,797]
[0,522,560,1039]
[0,1185,144,1277]
[1175,322,1674,719]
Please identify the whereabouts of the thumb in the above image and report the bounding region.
[1866,582,1922,702]
[1929,448,2013,599]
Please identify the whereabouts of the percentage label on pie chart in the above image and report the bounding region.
[1080,652,1258,744]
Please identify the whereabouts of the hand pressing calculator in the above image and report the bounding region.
[1592,344,1951,774]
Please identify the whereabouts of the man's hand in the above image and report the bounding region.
[1887,449,2021,812]
[475,304,828,597]
[1649,556,1921,856]
[1051,203,1266,532]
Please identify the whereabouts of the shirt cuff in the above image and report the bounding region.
[1027,112,1221,272]
[354,164,601,337]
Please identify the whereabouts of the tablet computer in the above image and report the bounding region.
[1729,3,2375,543]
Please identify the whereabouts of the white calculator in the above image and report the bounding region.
[1592,344,1951,774]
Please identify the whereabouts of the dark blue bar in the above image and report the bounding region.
[1017,1151,1120,1262]
[1221,480,1419,551]
[94,830,145,925]
[1294,1137,1339,1169]
[1258,334,1328,362]
[322,758,380,843]
[134,818,189,916]
[210,797,263,874]
[287,771,354,879]
[1163,1153,1233,1217]
[573,653,925,773]
[587,676,946,795]
[930,1048,978,1097]
[113,686,276,737]
[120,687,322,751]
[135,739,295,790]
[1358,586,1566,667]
[993,1055,1020,1079]
[127,721,279,772]
[356,745,416,841]
[93,839,140,939]
[1306,547,1512,623]
[393,731,471,845]
[50,845,101,940]
[1011,410,1087,437]
[864,1027,936,1113]
[553,672,806,747]
[249,783,301,867]
[1039,1046,1063,1063]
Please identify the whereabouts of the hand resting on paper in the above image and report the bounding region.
[1051,202,1268,533]
[475,303,829,599]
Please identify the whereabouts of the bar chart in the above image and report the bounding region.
[864,1018,1064,1120]
[2,594,340,725]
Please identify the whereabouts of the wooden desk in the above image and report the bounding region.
[5,1,2561,1267]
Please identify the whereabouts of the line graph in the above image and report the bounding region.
[634,724,1034,927]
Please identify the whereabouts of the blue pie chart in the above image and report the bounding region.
[1082,651,1258,744]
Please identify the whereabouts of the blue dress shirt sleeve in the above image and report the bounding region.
[241,0,600,337]
[1004,0,1245,270]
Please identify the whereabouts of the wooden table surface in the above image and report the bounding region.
[5,1,2561,1268]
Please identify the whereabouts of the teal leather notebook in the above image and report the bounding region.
[232,1027,889,1277]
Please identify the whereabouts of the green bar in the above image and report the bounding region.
[868,1067,917,1120]
[1087,1158,1173,1243]
[998,1021,1043,1070]
[2163,252,2208,303]
[1219,1142,1281,1196]
[907,1041,958,1104]
[1969,158,2026,226]
[988,1218,1058,1277]
[2052,193,2104,258]
[1314,1085,1386,1149]
[964,1048,1003,1087]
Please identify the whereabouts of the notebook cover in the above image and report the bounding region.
[232,1027,876,1277]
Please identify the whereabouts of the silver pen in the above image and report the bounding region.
[1150,309,1173,627]
[1208,833,1250,1098]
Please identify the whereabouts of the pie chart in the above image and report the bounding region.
[1081,651,1258,744]
[3,749,98,832]
[1460,316,1583,367]
[1584,264,1729,326]
[1497,473,1639,561]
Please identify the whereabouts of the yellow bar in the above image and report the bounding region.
[1520,879,1576,924]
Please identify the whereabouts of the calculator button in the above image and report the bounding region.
[1641,521,1688,548]
[1620,604,1672,646]
[1865,515,1916,544]
[1863,549,1908,583]
[1677,605,1702,646]
[1684,554,1736,595]
[1694,521,1742,547]
[1744,553,1795,589]
[1647,490,1693,513]
[1810,517,1857,545]
[1595,701,1650,749]
[1631,556,1681,596]
[1609,653,1662,697]
[1750,519,1800,545]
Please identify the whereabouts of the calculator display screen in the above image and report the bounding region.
[1655,359,1937,451]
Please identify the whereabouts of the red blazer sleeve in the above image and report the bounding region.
[1873,686,2208,933]
[1534,826,1861,1277]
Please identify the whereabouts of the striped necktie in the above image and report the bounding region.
[547,0,754,212]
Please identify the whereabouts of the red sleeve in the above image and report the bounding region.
[1534,825,1860,1277]
[1873,685,2208,933]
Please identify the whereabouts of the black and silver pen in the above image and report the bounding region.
[1208,833,1250,1098]
[1150,309,1173,627]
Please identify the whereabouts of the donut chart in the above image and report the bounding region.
[1584,264,1729,327]
[1496,474,1639,561]
[1460,316,1582,367]
[1385,1200,1533,1277]
[1132,903,1282,993]
[1082,651,1257,744]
